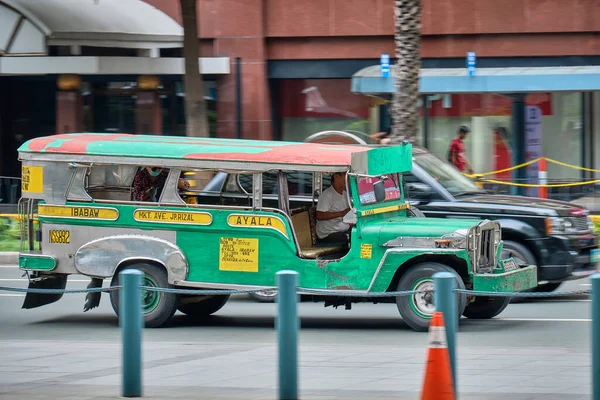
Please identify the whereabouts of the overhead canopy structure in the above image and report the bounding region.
[351,65,600,97]
[0,0,230,75]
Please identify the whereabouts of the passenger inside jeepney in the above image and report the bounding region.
[315,171,351,243]
[132,167,190,202]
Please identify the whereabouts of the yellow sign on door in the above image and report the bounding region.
[21,166,43,193]
[219,237,259,272]
[360,244,373,259]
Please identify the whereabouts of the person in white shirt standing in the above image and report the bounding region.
[316,171,351,243]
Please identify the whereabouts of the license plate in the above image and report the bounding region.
[502,258,518,272]
[49,229,70,244]
[592,249,599,263]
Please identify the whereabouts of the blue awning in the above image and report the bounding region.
[351,65,600,96]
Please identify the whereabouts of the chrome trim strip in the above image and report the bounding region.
[253,173,262,210]
[173,280,381,296]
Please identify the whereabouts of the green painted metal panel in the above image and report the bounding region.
[351,144,413,175]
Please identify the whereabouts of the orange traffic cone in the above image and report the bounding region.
[421,312,455,400]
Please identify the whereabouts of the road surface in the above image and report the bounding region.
[0,264,594,399]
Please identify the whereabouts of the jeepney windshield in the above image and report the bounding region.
[357,173,402,205]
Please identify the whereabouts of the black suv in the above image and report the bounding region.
[404,146,598,292]
[198,138,598,293]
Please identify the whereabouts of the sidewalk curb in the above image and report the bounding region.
[0,252,18,265]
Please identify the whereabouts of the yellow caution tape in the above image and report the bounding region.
[464,156,600,179]
[544,158,600,173]
[464,158,543,178]
[479,179,600,188]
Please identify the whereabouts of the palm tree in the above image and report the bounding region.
[388,0,422,145]
[180,0,209,137]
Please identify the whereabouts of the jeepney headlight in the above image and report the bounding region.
[440,229,469,249]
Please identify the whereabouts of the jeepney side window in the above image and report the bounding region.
[85,165,138,201]
[239,171,323,197]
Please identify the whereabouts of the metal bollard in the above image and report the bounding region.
[593,273,600,400]
[276,271,299,400]
[120,269,143,398]
[433,272,457,394]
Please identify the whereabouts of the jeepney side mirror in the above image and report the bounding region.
[374,179,386,203]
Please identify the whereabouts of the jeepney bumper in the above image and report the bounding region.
[19,251,57,271]
[472,265,537,293]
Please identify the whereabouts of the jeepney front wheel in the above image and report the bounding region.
[462,296,510,319]
[109,262,179,328]
[396,262,466,332]
[178,294,230,318]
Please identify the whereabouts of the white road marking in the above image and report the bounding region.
[497,318,591,322]
[0,266,18,268]
[580,284,592,287]
[537,299,590,302]
[0,293,25,297]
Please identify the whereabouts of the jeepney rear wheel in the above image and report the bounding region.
[462,296,510,319]
[178,294,230,318]
[109,262,179,328]
[396,262,466,332]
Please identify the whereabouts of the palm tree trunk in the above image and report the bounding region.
[180,0,209,137]
[389,0,422,144]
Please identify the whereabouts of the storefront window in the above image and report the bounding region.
[277,79,371,142]
[539,92,582,180]
[423,93,514,176]
[422,92,583,185]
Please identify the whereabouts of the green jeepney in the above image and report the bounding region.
[17,133,536,331]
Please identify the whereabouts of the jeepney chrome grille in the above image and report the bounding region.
[468,221,499,274]
[478,229,494,273]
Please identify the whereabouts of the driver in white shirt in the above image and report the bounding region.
[316,171,351,243]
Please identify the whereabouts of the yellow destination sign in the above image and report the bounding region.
[38,205,119,220]
[134,209,212,225]
[227,214,289,239]
[21,166,43,193]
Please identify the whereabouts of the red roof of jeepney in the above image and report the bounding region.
[19,133,372,167]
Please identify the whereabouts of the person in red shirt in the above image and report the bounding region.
[448,125,474,174]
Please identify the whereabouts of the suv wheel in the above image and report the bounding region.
[463,296,510,319]
[248,289,278,302]
[178,295,230,318]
